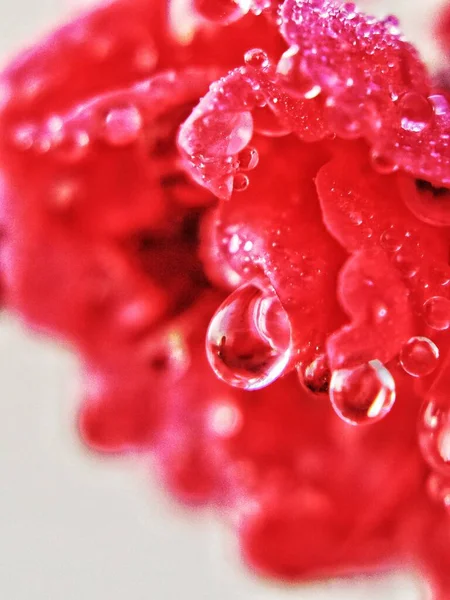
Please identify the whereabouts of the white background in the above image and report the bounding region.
[0,1,446,598]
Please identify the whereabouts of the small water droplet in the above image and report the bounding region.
[299,354,330,394]
[423,296,450,330]
[419,400,450,475]
[244,48,270,70]
[393,250,419,278]
[399,336,439,377]
[206,280,292,390]
[371,150,398,174]
[238,146,259,171]
[427,472,450,510]
[329,360,396,426]
[325,97,362,139]
[56,129,89,163]
[380,227,404,252]
[233,173,249,192]
[104,105,143,146]
[399,92,433,133]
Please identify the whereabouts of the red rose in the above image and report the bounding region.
[2,0,450,596]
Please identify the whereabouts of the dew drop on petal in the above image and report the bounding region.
[398,92,433,133]
[423,296,450,330]
[299,354,330,394]
[244,48,270,70]
[329,360,396,426]
[206,280,292,390]
[179,111,253,157]
[419,400,450,475]
[238,146,259,171]
[399,336,439,378]
[379,226,404,253]
[193,0,249,24]
[370,150,398,175]
[233,173,249,192]
[402,179,450,228]
[427,472,450,511]
[276,46,321,100]
[103,105,143,146]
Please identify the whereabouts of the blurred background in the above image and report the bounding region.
[0,0,446,598]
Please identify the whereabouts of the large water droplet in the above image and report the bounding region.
[276,46,321,100]
[402,179,450,227]
[399,92,433,133]
[206,280,292,390]
[193,0,250,24]
[329,360,396,425]
[419,400,450,475]
[179,111,253,157]
[423,296,450,330]
[399,336,439,377]
[103,105,143,146]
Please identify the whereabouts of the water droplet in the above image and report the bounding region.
[104,105,143,146]
[238,146,259,171]
[325,97,362,139]
[399,336,439,377]
[329,360,396,426]
[399,92,433,133]
[423,296,450,330]
[193,0,249,24]
[55,129,90,163]
[370,150,398,174]
[233,173,249,192]
[12,123,37,150]
[244,48,270,70]
[427,472,450,510]
[179,111,253,157]
[419,400,450,475]
[276,46,321,100]
[299,354,330,394]
[252,105,292,137]
[380,227,404,252]
[393,250,419,278]
[402,179,450,227]
[206,280,292,390]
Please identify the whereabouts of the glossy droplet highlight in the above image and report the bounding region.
[423,296,450,330]
[104,105,143,146]
[206,281,292,390]
[399,336,439,378]
[419,400,450,476]
[329,360,396,426]
[399,92,433,133]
